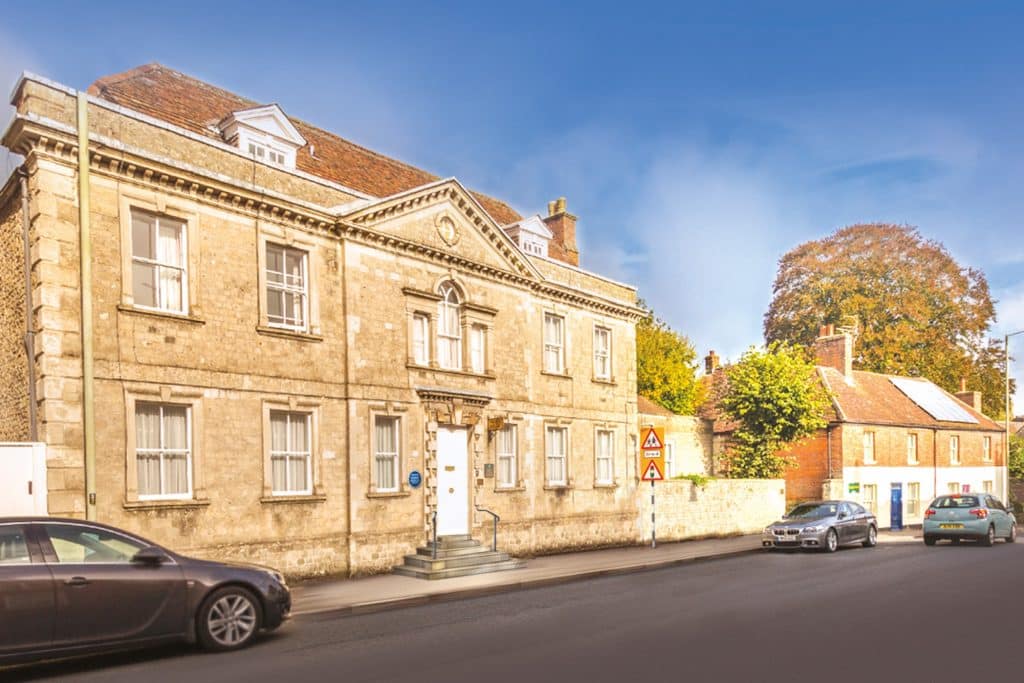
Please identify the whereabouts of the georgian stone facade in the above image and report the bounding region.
[1,69,645,577]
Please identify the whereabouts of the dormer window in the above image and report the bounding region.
[220,104,306,170]
[504,215,553,259]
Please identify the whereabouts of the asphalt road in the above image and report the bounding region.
[7,540,1023,683]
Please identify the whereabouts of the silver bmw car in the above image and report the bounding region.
[762,500,878,552]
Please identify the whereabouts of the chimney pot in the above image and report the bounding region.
[555,197,567,214]
[704,350,720,375]
[547,200,557,216]
[959,377,967,392]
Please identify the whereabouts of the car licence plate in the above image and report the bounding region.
[939,523,964,529]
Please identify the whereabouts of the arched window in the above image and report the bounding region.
[437,283,462,370]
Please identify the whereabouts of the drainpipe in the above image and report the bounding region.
[77,92,97,521]
[19,168,38,442]
[932,428,938,500]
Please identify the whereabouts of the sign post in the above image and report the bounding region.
[639,426,665,549]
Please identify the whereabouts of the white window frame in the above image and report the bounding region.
[437,283,462,371]
[256,228,321,336]
[593,326,611,381]
[412,313,430,365]
[134,402,193,501]
[862,483,877,514]
[595,429,614,486]
[496,424,518,489]
[983,480,994,493]
[544,313,566,374]
[948,482,961,494]
[265,242,309,331]
[907,433,918,465]
[949,435,960,465]
[906,482,920,516]
[130,209,188,314]
[268,410,313,496]
[983,436,992,462]
[545,425,569,487]
[373,415,402,493]
[863,431,876,464]
[470,325,486,374]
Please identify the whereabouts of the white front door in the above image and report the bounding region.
[436,427,469,536]
[0,443,47,515]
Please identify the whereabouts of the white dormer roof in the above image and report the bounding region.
[219,104,307,147]
[504,215,554,239]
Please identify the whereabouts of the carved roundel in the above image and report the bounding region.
[435,214,461,247]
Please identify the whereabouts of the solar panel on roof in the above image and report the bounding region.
[890,377,979,424]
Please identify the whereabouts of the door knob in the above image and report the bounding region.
[65,576,90,587]
[449,487,454,493]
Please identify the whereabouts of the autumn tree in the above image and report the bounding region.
[764,223,1009,417]
[720,343,830,478]
[636,301,705,415]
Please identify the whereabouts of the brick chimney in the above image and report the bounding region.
[954,378,982,412]
[542,197,579,266]
[705,350,720,375]
[814,324,852,378]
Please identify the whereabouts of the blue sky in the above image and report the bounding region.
[3,1,1024,409]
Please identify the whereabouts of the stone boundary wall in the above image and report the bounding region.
[638,478,786,542]
[0,185,29,442]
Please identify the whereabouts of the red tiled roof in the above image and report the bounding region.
[637,395,675,417]
[87,63,522,225]
[820,367,1002,432]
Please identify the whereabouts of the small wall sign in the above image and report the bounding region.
[408,470,422,488]
[848,482,860,494]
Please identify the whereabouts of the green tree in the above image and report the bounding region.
[636,301,705,415]
[1009,435,1024,480]
[763,223,1010,417]
[720,343,830,478]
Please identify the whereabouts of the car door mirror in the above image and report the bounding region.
[131,546,169,566]
[838,512,848,520]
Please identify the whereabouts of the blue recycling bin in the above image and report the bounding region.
[890,483,903,531]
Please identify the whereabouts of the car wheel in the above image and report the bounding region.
[197,586,262,652]
[824,528,838,553]
[924,535,936,546]
[980,526,995,547]
[862,525,877,548]
[1007,525,1017,544]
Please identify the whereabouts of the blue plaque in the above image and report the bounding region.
[408,470,422,488]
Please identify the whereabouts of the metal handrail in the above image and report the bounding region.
[431,511,438,560]
[475,506,500,552]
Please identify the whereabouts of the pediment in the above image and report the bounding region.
[338,179,542,281]
[220,104,306,147]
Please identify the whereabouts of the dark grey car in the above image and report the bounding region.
[0,517,291,665]
[762,500,878,552]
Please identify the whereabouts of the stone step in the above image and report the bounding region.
[415,544,495,558]
[402,550,512,571]
[392,558,525,581]
[428,537,480,550]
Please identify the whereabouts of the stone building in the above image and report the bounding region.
[0,65,646,576]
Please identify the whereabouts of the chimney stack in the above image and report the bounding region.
[814,324,852,378]
[705,350,720,375]
[954,379,983,412]
[542,196,580,266]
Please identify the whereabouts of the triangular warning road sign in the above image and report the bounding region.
[641,460,663,481]
[641,428,664,450]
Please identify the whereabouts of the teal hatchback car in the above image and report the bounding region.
[923,493,1017,546]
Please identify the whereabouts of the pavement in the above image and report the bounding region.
[290,526,923,617]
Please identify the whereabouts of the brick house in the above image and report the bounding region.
[706,328,1007,526]
[0,65,648,576]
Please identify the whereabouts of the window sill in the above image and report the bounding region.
[543,484,572,491]
[260,494,327,504]
[494,485,526,493]
[540,370,572,380]
[406,363,495,380]
[117,304,205,325]
[366,489,411,499]
[591,377,616,386]
[123,498,211,511]
[593,482,618,489]
[256,325,324,342]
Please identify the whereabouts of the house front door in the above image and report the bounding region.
[436,427,469,536]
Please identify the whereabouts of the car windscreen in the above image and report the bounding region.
[786,503,838,518]
[931,495,979,509]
